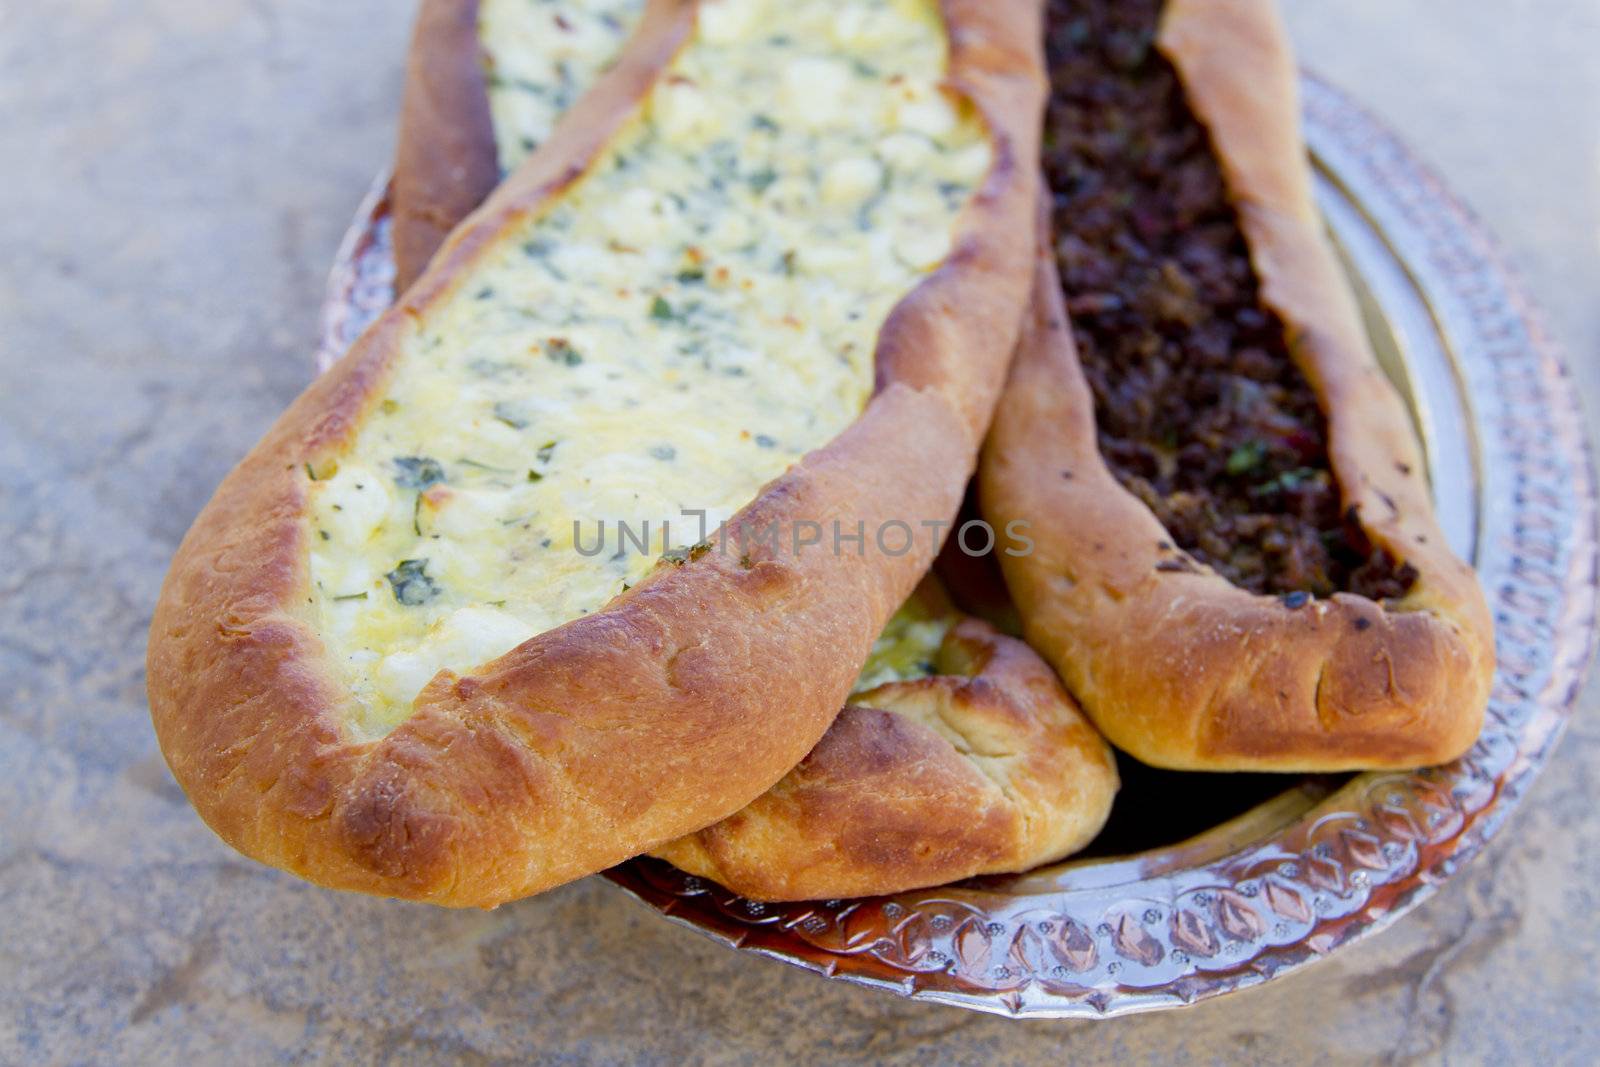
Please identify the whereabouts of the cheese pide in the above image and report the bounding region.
[388,0,1116,901]
[331,0,999,735]
[655,579,1118,901]
[149,0,1045,906]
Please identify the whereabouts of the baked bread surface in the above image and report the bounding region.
[148,0,1046,906]
[980,0,1494,771]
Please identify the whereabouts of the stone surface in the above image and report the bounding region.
[1,1,1595,1063]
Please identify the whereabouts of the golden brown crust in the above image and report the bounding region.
[148,0,1046,906]
[979,0,1494,772]
[391,0,499,294]
[653,594,1118,902]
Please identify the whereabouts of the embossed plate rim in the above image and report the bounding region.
[316,73,1598,1019]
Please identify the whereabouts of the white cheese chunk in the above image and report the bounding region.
[375,607,536,709]
[781,58,854,129]
[895,83,958,139]
[823,157,885,204]
[698,0,761,44]
[653,79,722,145]
[312,464,393,544]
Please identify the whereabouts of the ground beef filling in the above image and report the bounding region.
[1043,0,1417,601]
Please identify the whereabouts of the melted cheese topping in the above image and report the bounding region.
[853,592,955,692]
[481,0,647,171]
[311,0,988,734]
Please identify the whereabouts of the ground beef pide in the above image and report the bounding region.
[1043,0,1417,601]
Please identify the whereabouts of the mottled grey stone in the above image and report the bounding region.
[1,1,1595,1063]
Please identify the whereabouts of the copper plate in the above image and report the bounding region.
[316,75,1598,1018]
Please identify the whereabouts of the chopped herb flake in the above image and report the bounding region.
[650,444,677,461]
[493,401,529,429]
[650,296,675,321]
[544,338,583,365]
[522,239,567,279]
[469,358,517,378]
[1251,467,1321,497]
[1225,442,1265,476]
[393,456,446,490]
[385,559,440,606]
[457,457,515,474]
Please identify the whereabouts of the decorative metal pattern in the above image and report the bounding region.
[315,76,1597,1018]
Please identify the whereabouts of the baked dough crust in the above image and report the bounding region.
[392,0,499,294]
[148,0,1046,906]
[980,0,1494,772]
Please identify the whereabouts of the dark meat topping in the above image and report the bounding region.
[1043,0,1416,600]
